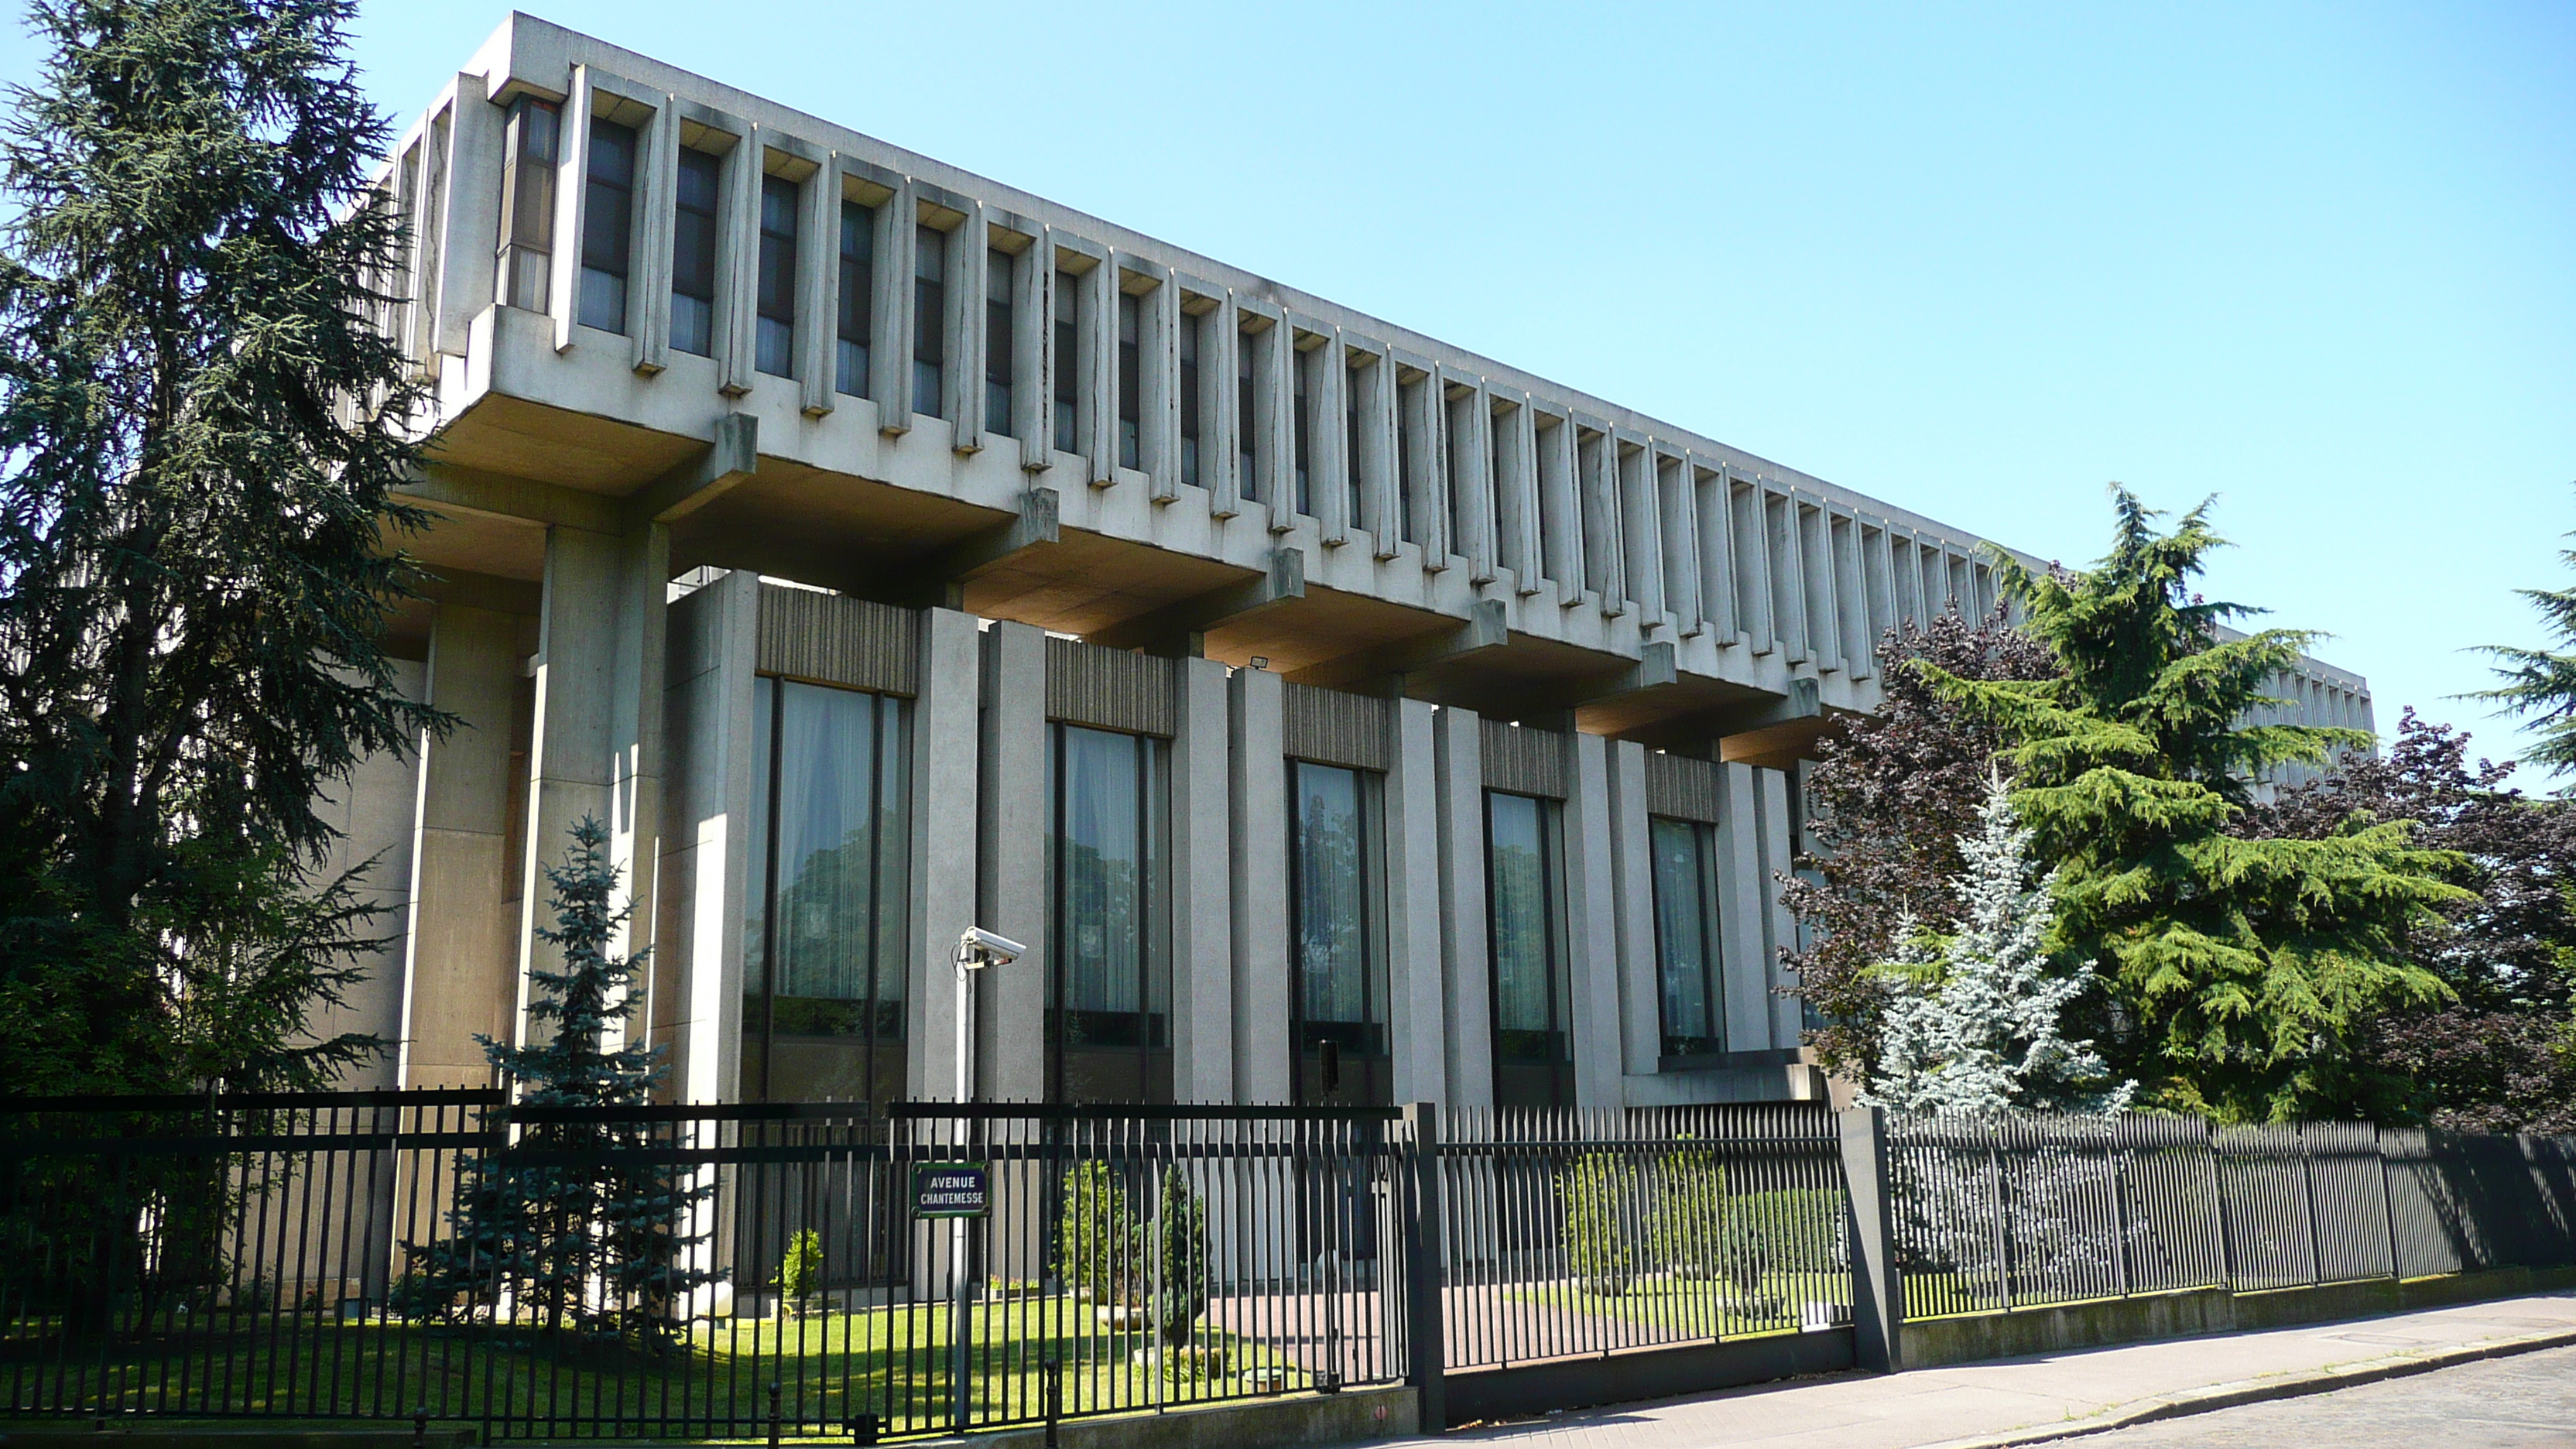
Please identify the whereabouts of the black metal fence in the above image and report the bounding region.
[1887,1112,2576,1321]
[0,1091,1407,1441]
[1433,1105,1848,1369]
[7,1094,2573,1440]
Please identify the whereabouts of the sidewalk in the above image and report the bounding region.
[1393,1289,2576,1449]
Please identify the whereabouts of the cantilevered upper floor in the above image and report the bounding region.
[371,12,2372,754]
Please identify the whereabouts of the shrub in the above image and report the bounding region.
[1058,1160,1137,1305]
[1559,1153,1639,1297]
[772,1229,824,1316]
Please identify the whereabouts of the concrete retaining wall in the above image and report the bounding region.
[1903,1264,2576,1369]
[919,1385,1418,1449]
[1441,1328,1855,1427]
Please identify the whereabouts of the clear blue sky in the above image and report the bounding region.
[9,2,2570,761]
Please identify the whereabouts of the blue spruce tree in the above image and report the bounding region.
[396,817,717,1348]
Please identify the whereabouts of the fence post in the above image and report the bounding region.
[2378,1126,2402,1281]
[1400,1102,1447,1433]
[1837,1106,1903,1374]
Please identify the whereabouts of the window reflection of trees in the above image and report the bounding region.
[1290,762,1387,1105]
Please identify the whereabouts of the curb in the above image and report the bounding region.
[1922,1324,2576,1449]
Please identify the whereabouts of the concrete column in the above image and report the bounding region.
[1562,731,1624,1112]
[1229,667,1291,1104]
[1433,706,1494,1108]
[1839,1105,1905,1372]
[946,209,985,446]
[1831,509,1869,678]
[1769,490,1807,663]
[546,67,594,354]
[1574,437,1617,617]
[910,608,982,1101]
[1689,454,1738,642]
[1735,477,1775,653]
[1541,416,1583,608]
[516,525,632,1048]
[978,620,1047,1102]
[1355,344,1400,558]
[1490,393,1541,596]
[1716,761,1775,1053]
[875,181,916,432]
[714,127,760,396]
[1444,375,1496,584]
[1659,451,1703,637]
[399,605,520,1088]
[794,149,838,416]
[1385,698,1447,1106]
[316,659,424,1088]
[656,568,757,1105]
[1618,437,1666,625]
[1309,326,1351,546]
[1756,765,1804,1046]
[1170,656,1235,1102]
[628,91,678,373]
[431,71,500,361]
[610,522,670,1043]
[1143,265,1182,502]
[1606,740,1661,1081]
[1205,293,1243,519]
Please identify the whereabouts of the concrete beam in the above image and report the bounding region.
[398,464,622,533]
[892,485,1061,610]
[1283,598,1509,692]
[1547,639,1678,712]
[1083,546,1305,657]
[623,412,759,526]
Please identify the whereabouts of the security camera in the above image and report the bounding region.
[957,927,1026,968]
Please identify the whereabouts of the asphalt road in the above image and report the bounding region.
[2069,1343,2576,1447]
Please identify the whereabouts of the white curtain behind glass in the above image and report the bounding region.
[773,682,879,1003]
[1058,725,1142,1014]
[1488,792,1554,1035]
[1294,762,1368,1026]
[1650,817,1717,1048]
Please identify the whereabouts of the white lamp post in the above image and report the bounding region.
[947,926,1023,1433]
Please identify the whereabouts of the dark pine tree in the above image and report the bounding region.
[0,0,440,1094]
[398,817,717,1349]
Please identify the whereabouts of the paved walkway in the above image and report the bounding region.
[1392,1290,2576,1449]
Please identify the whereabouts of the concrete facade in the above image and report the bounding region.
[348,15,2376,1109]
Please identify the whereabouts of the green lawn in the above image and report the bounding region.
[0,1295,1324,1441]
[1501,1269,1852,1338]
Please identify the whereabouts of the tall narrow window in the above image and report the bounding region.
[496,96,560,313]
[744,679,911,1106]
[1289,762,1388,1105]
[1485,790,1572,1107]
[1293,343,1313,516]
[1345,356,1366,531]
[1116,291,1142,471]
[1047,724,1172,1103]
[755,174,798,378]
[1649,817,1725,1060]
[670,148,721,356]
[1396,377,1420,544]
[985,247,1015,438]
[836,200,874,397]
[1051,269,1079,453]
[912,224,945,418]
[1177,310,1202,489]
[1237,327,1259,501]
[577,116,636,333]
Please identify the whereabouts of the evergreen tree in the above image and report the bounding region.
[1865,776,2133,1115]
[0,0,440,1093]
[1922,491,2468,1120]
[2472,519,2576,774]
[1147,1163,1208,1352]
[396,817,716,1348]
[1783,605,2062,1077]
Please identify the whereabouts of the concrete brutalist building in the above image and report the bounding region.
[327,13,2373,1115]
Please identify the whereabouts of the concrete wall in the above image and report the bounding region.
[1903,1265,2576,1370]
